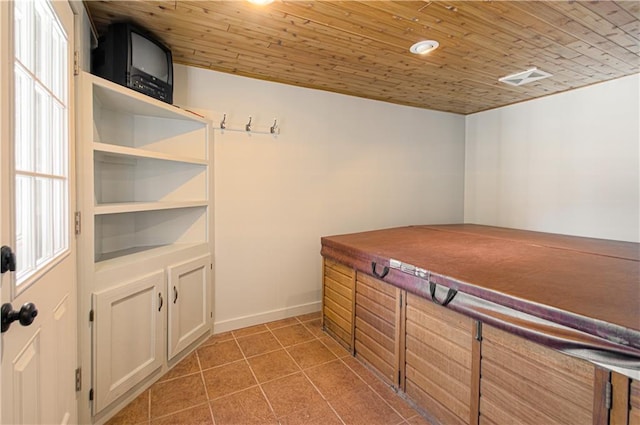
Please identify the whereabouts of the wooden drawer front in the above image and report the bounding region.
[354,272,400,385]
[480,325,596,425]
[405,293,474,425]
[631,380,640,425]
[323,259,355,349]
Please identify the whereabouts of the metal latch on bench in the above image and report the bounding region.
[389,258,428,279]
[389,258,457,307]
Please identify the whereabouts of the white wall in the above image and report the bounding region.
[465,75,640,243]
[174,65,466,331]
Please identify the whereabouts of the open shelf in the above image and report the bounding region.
[91,75,209,160]
[94,201,208,215]
[94,142,208,165]
[94,150,207,206]
[94,207,207,263]
[94,242,206,272]
[90,74,206,122]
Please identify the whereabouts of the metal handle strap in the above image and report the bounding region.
[371,262,389,279]
[429,281,458,307]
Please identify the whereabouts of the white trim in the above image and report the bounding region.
[13,249,70,299]
[213,301,321,334]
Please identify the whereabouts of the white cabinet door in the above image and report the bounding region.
[93,270,165,414]
[167,255,210,360]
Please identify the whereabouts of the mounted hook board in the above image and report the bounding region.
[173,106,282,136]
[217,113,281,135]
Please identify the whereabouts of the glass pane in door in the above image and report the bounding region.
[13,0,69,286]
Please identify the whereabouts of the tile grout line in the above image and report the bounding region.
[147,401,214,423]
[277,318,348,425]
[296,359,348,425]
[140,315,421,424]
[195,349,217,425]
[125,314,326,425]
[147,387,151,424]
[262,316,337,423]
[338,355,417,423]
[259,320,298,421]
[234,328,280,422]
[290,318,350,425]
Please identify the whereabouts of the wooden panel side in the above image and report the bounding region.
[354,335,396,382]
[610,372,630,425]
[404,293,474,425]
[406,305,472,368]
[354,272,398,386]
[355,316,395,354]
[355,293,395,337]
[324,282,352,313]
[357,272,397,297]
[480,325,597,425]
[324,266,352,289]
[396,289,406,390]
[630,379,640,425]
[469,322,481,425]
[323,297,351,331]
[592,368,610,425]
[324,317,352,349]
[325,258,353,277]
[407,292,471,333]
[356,283,396,321]
[322,259,355,350]
[405,375,467,425]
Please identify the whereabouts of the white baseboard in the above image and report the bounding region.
[213,301,321,334]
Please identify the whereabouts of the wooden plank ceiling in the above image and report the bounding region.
[85,1,639,114]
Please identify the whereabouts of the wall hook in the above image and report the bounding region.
[270,119,278,134]
[245,117,252,132]
[220,114,226,129]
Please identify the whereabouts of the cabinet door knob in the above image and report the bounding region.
[173,286,178,303]
[158,293,164,312]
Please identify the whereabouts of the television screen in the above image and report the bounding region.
[92,22,173,104]
[131,32,169,83]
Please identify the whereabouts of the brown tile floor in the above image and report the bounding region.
[106,312,432,425]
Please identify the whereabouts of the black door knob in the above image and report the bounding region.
[1,303,38,333]
[1,245,16,273]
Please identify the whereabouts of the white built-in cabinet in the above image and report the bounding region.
[77,72,213,422]
[167,255,211,360]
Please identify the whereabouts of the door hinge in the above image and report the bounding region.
[73,50,80,76]
[74,212,81,235]
[89,388,94,401]
[89,309,94,322]
[605,381,612,409]
[75,368,81,391]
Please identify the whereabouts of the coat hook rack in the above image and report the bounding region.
[216,114,280,135]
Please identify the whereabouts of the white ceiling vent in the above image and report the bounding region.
[499,68,552,86]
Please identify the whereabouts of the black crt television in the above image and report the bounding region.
[92,23,173,104]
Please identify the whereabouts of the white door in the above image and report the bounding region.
[0,0,77,424]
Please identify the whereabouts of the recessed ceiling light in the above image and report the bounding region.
[248,0,274,4]
[409,40,439,55]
